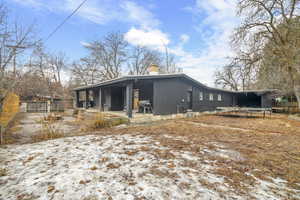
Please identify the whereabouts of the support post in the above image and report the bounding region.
[85,90,89,109]
[99,88,102,111]
[75,91,80,108]
[126,82,133,118]
[0,125,3,145]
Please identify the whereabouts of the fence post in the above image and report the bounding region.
[47,101,51,113]
[0,125,3,145]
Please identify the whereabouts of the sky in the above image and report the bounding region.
[7,0,239,86]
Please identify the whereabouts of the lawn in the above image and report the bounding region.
[0,113,300,200]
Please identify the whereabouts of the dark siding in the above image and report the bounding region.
[192,87,234,112]
[93,88,99,108]
[153,78,234,115]
[111,87,125,111]
[136,82,153,105]
[102,87,111,111]
[261,93,272,108]
[153,78,190,115]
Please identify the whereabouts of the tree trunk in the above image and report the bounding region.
[294,84,300,109]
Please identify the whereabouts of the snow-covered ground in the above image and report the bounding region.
[0,134,299,200]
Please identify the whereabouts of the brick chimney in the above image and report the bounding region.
[148,64,159,75]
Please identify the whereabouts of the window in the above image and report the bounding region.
[187,92,191,102]
[218,94,222,101]
[209,93,214,101]
[199,92,203,101]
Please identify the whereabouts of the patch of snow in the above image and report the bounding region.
[0,134,298,200]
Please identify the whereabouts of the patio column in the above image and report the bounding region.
[99,88,102,111]
[85,89,89,109]
[126,82,133,118]
[75,90,80,108]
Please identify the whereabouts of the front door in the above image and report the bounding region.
[187,91,193,110]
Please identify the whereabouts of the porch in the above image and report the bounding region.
[75,79,154,118]
[84,108,204,124]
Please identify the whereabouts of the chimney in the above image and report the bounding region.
[148,64,159,75]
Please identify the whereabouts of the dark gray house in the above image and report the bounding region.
[73,73,274,118]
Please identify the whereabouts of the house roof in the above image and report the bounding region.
[73,73,275,95]
[73,73,230,92]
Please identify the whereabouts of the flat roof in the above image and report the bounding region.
[73,73,208,90]
[73,73,275,94]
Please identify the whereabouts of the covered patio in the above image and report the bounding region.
[74,78,154,118]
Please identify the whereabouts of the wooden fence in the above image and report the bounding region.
[26,101,64,113]
[273,102,299,114]
[26,102,48,113]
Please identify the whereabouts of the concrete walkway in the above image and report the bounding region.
[9,112,78,144]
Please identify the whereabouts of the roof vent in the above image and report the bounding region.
[148,64,159,75]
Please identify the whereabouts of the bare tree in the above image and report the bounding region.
[215,53,258,91]
[232,0,300,107]
[71,57,103,86]
[128,46,162,75]
[0,3,36,109]
[48,52,67,85]
[27,43,68,98]
[84,32,128,80]
[161,44,181,74]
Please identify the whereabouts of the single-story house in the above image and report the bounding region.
[73,65,275,118]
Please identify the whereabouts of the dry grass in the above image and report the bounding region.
[1,112,23,144]
[108,114,300,194]
[32,117,65,142]
[85,113,129,131]
[0,168,7,176]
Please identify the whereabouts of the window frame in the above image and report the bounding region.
[199,92,203,101]
[217,94,222,101]
[209,93,214,101]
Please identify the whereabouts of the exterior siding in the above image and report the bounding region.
[153,78,235,115]
[261,93,273,108]
[74,74,274,115]
[192,87,234,112]
[153,78,190,115]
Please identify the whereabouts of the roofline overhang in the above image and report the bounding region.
[73,73,277,94]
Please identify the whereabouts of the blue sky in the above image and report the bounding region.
[7,0,238,86]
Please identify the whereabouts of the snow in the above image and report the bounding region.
[0,134,299,200]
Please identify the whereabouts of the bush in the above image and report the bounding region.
[90,113,129,130]
[32,117,64,142]
[0,92,20,127]
[0,168,7,176]
[73,109,79,115]
[91,113,111,129]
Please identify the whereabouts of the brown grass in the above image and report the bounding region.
[0,168,7,176]
[85,113,129,131]
[1,112,23,144]
[32,117,65,142]
[108,114,300,194]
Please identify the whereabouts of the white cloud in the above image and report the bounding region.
[12,0,239,87]
[124,27,170,50]
[62,0,118,25]
[11,0,42,7]
[178,0,238,86]
[180,34,190,44]
[121,1,160,30]
[11,0,160,27]
[80,41,92,48]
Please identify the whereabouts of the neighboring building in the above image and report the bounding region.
[73,65,275,118]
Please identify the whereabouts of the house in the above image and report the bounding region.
[73,65,275,118]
